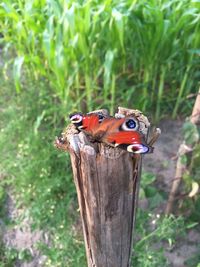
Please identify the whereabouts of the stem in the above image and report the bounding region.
[151,67,157,104]
[166,88,200,214]
[85,72,92,111]
[172,65,191,119]
[75,72,81,110]
[155,65,166,122]
[142,69,150,111]
[136,216,176,247]
[190,88,200,124]
[110,74,116,115]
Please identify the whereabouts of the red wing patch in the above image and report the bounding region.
[106,131,142,145]
[82,114,100,132]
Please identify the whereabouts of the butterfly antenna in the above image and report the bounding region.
[148,128,161,146]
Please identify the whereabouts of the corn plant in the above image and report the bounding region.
[0,0,200,118]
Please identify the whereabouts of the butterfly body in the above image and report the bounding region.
[69,113,152,154]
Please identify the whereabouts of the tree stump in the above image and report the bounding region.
[55,107,158,267]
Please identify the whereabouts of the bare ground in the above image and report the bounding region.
[2,192,48,267]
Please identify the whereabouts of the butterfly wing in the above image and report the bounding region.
[104,131,150,153]
[101,117,152,154]
[70,113,152,154]
[91,117,124,139]
[70,113,100,133]
[82,114,100,132]
[99,116,138,145]
[106,131,141,145]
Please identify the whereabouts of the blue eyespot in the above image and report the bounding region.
[126,119,136,129]
[121,117,139,131]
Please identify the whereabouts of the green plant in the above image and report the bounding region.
[0,0,199,118]
[0,69,83,265]
[140,172,165,209]
[164,120,200,220]
[0,186,6,219]
[132,213,185,267]
[0,245,18,267]
[185,250,200,267]
[0,245,32,267]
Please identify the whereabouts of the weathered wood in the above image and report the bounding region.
[70,142,141,267]
[55,108,157,267]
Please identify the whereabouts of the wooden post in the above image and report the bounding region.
[55,107,157,267]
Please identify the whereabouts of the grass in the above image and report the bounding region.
[0,0,200,119]
[0,73,84,266]
[132,213,185,267]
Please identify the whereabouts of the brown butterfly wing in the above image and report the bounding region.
[92,117,125,143]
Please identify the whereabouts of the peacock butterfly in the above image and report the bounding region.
[69,112,153,154]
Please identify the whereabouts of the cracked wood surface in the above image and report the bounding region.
[70,143,141,267]
[56,108,151,267]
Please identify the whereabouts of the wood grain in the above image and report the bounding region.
[55,108,152,267]
[69,141,141,267]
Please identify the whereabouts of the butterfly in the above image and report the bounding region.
[69,112,153,154]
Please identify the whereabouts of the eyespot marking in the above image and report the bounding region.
[127,144,149,154]
[121,117,139,131]
[70,113,83,123]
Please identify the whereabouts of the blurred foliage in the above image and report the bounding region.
[0,0,200,119]
[0,74,82,266]
[0,247,33,267]
[182,121,199,146]
[177,120,200,221]
[132,214,185,267]
[140,172,165,209]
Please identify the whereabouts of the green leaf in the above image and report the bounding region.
[139,188,146,199]
[182,121,199,146]
[103,50,115,99]
[149,192,164,208]
[186,222,199,229]
[141,172,156,186]
[13,56,24,93]
[34,110,46,135]
[0,186,5,202]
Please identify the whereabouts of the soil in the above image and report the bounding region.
[144,119,183,189]
[2,192,48,267]
[1,119,200,267]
